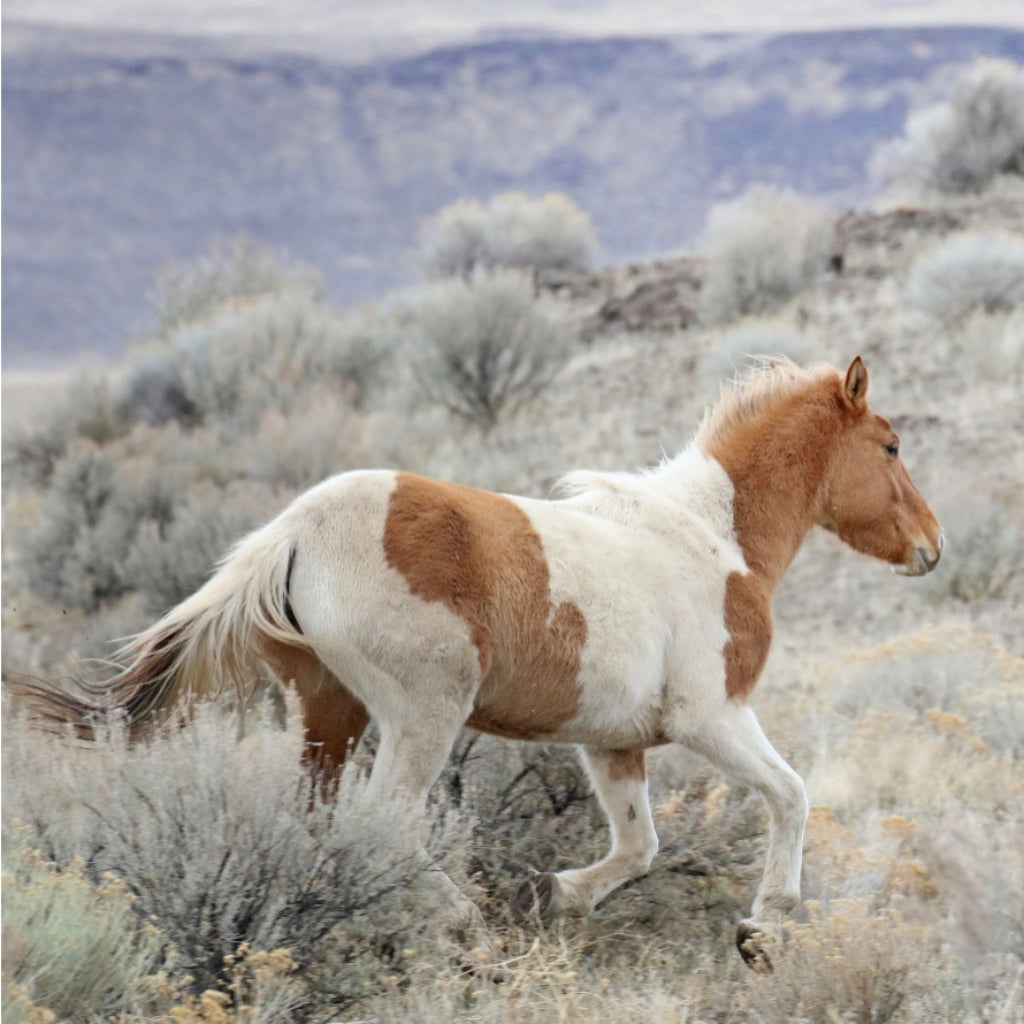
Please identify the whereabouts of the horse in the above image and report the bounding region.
[9,356,943,966]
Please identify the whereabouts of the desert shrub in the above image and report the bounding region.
[118,349,201,427]
[149,236,324,339]
[2,375,128,487]
[123,483,260,615]
[155,291,326,428]
[872,58,1024,194]
[302,308,396,406]
[418,198,489,279]
[404,268,574,428]
[826,626,1018,723]
[1,848,165,1021]
[121,238,392,430]
[699,185,836,325]
[742,899,946,1024]
[419,192,597,279]
[19,443,171,612]
[238,390,390,490]
[907,231,1024,323]
[436,734,602,895]
[2,703,473,1009]
[122,288,385,431]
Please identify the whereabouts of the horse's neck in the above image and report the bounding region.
[704,413,835,592]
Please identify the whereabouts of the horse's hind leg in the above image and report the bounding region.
[512,748,659,919]
[364,694,495,943]
[297,672,370,796]
[262,642,370,796]
[310,644,487,933]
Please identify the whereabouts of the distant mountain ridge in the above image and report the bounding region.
[3,22,1023,366]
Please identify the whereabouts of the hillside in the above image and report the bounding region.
[3,178,1024,1018]
[4,23,1024,365]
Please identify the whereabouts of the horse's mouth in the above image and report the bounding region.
[893,539,943,576]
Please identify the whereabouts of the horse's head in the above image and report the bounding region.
[819,357,943,577]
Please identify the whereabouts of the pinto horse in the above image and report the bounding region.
[11,357,942,964]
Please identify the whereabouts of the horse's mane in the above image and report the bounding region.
[695,357,838,454]
[555,358,839,502]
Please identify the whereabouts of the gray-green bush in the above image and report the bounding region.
[2,849,165,1021]
[2,375,128,488]
[404,268,574,429]
[418,192,598,279]
[149,236,324,340]
[122,289,388,431]
[698,185,835,326]
[872,58,1024,194]
[907,230,1024,322]
[20,443,168,612]
[123,485,260,616]
[2,702,470,1007]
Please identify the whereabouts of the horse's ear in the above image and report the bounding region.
[844,356,869,408]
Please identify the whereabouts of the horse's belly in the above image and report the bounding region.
[466,643,665,747]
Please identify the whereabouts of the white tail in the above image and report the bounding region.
[9,517,310,734]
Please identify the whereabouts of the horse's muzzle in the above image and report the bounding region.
[894,534,944,576]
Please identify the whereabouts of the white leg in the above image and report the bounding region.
[314,645,486,937]
[368,710,490,934]
[675,703,808,963]
[512,748,659,917]
[367,711,466,807]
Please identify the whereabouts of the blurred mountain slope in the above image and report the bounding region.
[3,22,1023,365]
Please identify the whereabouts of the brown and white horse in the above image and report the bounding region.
[11,357,942,964]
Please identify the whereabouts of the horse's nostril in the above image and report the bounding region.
[917,546,940,572]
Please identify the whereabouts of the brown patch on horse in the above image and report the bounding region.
[605,748,647,782]
[260,638,370,791]
[722,575,774,702]
[383,473,587,739]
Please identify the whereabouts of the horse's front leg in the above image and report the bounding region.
[677,702,808,969]
[511,747,659,918]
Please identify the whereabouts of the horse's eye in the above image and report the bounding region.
[885,442,899,458]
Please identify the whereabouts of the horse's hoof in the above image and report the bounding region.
[509,871,558,922]
[736,920,773,973]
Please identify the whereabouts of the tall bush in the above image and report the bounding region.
[149,236,323,340]
[404,269,573,429]
[121,289,384,430]
[418,192,597,279]
[698,185,835,325]
[907,230,1024,322]
[872,58,1024,194]
[20,443,169,612]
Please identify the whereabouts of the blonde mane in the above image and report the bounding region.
[696,358,838,453]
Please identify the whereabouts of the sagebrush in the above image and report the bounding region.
[872,58,1024,195]
[403,268,574,428]
[907,230,1024,322]
[418,192,597,279]
[698,184,836,325]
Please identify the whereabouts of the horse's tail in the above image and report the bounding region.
[8,517,308,739]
